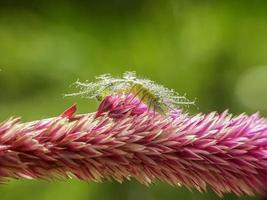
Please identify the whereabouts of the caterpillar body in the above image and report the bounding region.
[66,71,194,115]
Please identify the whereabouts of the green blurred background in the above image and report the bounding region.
[0,1,267,199]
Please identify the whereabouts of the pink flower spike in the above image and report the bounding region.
[0,94,267,199]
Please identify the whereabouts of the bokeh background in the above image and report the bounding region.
[0,1,267,200]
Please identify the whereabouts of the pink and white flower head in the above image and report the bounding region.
[0,72,267,199]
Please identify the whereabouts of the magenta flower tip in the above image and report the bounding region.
[0,94,267,198]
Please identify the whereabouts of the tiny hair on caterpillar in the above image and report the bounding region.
[66,71,194,115]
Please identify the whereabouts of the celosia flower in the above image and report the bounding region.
[0,94,266,199]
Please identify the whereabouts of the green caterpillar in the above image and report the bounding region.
[66,71,194,115]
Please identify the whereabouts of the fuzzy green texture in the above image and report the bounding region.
[66,72,194,115]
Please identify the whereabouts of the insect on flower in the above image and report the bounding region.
[66,71,194,115]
